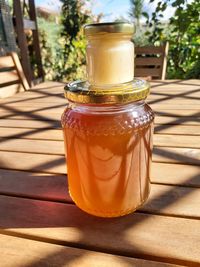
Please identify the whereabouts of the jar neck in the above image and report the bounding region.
[69,100,145,114]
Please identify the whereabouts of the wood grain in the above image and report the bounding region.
[135,68,160,78]
[0,151,66,174]
[135,57,162,66]
[0,80,200,266]
[0,108,199,118]
[154,134,200,148]
[0,127,63,140]
[0,127,199,144]
[0,70,19,85]
[0,169,200,219]
[0,138,64,155]
[0,234,181,267]
[0,55,15,68]
[154,124,200,135]
[153,147,200,165]
[151,162,200,187]
[0,138,199,165]
[0,195,199,266]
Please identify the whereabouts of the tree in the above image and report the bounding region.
[129,0,144,27]
[145,0,200,79]
[54,0,91,81]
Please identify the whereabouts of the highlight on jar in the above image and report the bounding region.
[61,22,155,218]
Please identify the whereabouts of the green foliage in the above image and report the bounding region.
[37,17,62,80]
[145,0,200,79]
[53,0,91,81]
[39,29,55,80]
[37,1,91,81]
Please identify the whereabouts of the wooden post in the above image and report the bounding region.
[10,52,29,90]
[13,0,32,87]
[28,0,44,81]
[161,42,169,80]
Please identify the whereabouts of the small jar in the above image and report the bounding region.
[84,22,135,86]
[62,80,154,217]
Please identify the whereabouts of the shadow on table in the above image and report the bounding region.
[0,81,200,266]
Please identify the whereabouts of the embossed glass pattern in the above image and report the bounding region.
[62,100,154,217]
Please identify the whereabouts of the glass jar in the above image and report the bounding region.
[62,80,154,217]
[84,22,135,86]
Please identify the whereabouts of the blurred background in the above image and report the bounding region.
[2,0,200,82]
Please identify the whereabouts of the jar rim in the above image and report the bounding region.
[84,22,135,36]
[64,79,150,104]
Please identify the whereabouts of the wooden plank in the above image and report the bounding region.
[142,184,200,218]
[0,112,60,121]
[153,147,200,165]
[151,86,200,92]
[0,96,65,104]
[0,137,199,164]
[1,96,200,106]
[0,100,65,108]
[135,57,162,66]
[0,109,199,119]
[0,119,60,129]
[0,234,180,267]
[8,91,200,101]
[29,0,44,80]
[135,68,160,78]
[0,127,199,149]
[0,101,199,111]
[148,99,200,105]
[148,93,200,99]
[151,104,200,110]
[0,138,64,155]
[154,134,200,148]
[0,169,200,219]
[0,120,199,134]
[154,124,200,136]
[150,88,200,94]
[13,0,32,86]
[0,151,66,174]
[154,110,200,117]
[0,106,64,114]
[11,52,29,90]
[0,70,19,85]
[135,46,164,54]
[4,90,199,103]
[0,125,199,143]
[0,159,199,188]
[2,115,199,128]
[155,116,200,126]
[0,127,63,140]
[161,42,169,80]
[0,169,69,201]
[0,83,24,99]
[0,55,15,68]
[150,79,200,86]
[151,162,200,187]
[0,195,200,265]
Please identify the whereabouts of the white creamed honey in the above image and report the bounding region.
[84,23,135,86]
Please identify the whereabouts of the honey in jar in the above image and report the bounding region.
[61,22,154,217]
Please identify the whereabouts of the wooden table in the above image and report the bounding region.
[0,80,199,267]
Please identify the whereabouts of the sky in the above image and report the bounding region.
[35,0,190,22]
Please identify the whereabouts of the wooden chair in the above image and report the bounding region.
[134,42,169,80]
[0,52,29,98]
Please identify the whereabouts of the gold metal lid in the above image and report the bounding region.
[64,79,150,104]
[84,22,135,36]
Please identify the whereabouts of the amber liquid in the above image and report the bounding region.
[62,104,154,217]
